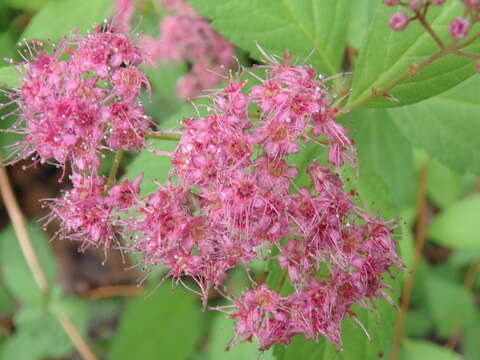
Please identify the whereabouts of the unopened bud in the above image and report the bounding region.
[389,12,410,31]
[383,0,400,6]
[449,18,470,38]
[408,0,425,11]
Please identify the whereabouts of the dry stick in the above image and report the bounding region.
[57,315,98,360]
[86,284,144,300]
[390,162,429,360]
[0,159,98,360]
[445,259,480,350]
[0,160,48,292]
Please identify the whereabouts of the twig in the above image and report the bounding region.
[0,158,98,360]
[453,50,480,60]
[346,50,447,111]
[85,285,144,300]
[345,28,480,111]
[0,159,48,292]
[390,162,429,360]
[416,10,445,49]
[57,315,98,360]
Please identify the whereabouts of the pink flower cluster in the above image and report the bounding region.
[1,26,152,247]
[3,25,151,172]
[127,60,402,349]
[140,0,234,99]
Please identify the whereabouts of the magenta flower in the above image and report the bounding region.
[2,26,150,171]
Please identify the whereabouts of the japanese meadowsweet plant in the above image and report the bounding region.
[1,0,480,358]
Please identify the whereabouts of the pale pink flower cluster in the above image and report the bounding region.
[127,60,402,349]
[140,0,234,99]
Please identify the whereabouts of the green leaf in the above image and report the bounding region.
[207,313,274,360]
[22,0,112,42]
[0,224,56,305]
[402,339,462,360]
[348,109,416,209]
[0,66,21,88]
[4,0,49,11]
[347,0,379,50]
[427,158,475,209]
[348,2,480,109]
[142,63,186,122]
[187,0,351,76]
[274,335,325,360]
[2,290,88,360]
[464,316,480,360]
[0,32,17,62]
[109,283,202,360]
[342,297,397,359]
[425,276,476,337]
[389,75,480,175]
[428,194,480,250]
[449,248,480,266]
[0,282,13,316]
[405,309,434,337]
[125,118,179,195]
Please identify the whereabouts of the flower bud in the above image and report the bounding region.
[408,0,425,11]
[450,18,470,38]
[429,0,445,5]
[383,0,400,6]
[465,0,480,10]
[389,12,410,31]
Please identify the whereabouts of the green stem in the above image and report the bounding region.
[275,270,288,293]
[344,23,480,111]
[416,10,445,50]
[454,50,480,60]
[146,132,182,142]
[107,149,124,190]
[345,49,448,111]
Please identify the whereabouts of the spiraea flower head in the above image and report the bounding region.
[125,54,403,350]
[1,24,151,171]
